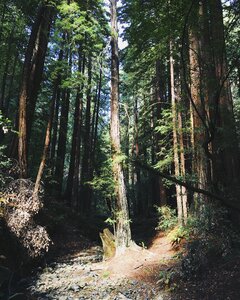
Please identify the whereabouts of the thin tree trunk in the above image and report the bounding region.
[0,25,14,112]
[55,88,71,195]
[80,56,93,214]
[65,47,84,205]
[54,39,72,195]
[50,49,64,168]
[33,85,56,196]
[91,64,102,156]
[170,41,183,224]
[178,109,188,223]
[5,52,18,116]
[154,59,167,207]
[133,97,142,216]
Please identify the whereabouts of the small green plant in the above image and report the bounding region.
[157,269,180,291]
[155,205,178,232]
[139,241,147,249]
[102,270,110,278]
[168,226,189,247]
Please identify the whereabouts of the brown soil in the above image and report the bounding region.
[101,232,177,282]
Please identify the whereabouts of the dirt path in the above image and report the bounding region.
[25,226,175,300]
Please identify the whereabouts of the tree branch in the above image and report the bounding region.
[132,159,240,212]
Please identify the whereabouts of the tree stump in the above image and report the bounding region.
[99,228,116,260]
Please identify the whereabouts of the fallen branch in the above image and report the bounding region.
[133,159,240,212]
[134,264,143,270]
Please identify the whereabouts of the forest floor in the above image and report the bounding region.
[23,203,174,300]
[2,201,240,299]
[25,224,174,300]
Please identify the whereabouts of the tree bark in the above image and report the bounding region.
[206,0,240,189]
[110,0,132,253]
[153,59,167,207]
[55,88,71,195]
[65,47,85,206]
[80,56,93,214]
[33,83,56,196]
[18,3,54,178]
[188,11,211,202]
[50,49,64,169]
[170,41,184,224]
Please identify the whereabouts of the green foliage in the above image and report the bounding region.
[0,113,14,193]
[167,226,189,247]
[158,269,179,291]
[155,205,178,232]
[89,157,115,202]
[105,217,116,226]
[181,203,240,277]
[0,111,16,135]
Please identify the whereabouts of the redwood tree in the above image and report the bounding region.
[110,0,132,253]
[18,2,54,178]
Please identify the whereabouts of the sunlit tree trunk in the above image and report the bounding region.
[178,102,188,223]
[50,49,64,170]
[133,97,142,216]
[154,59,167,207]
[34,84,56,196]
[170,42,183,224]
[80,56,93,214]
[110,0,132,253]
[188,16,211,205]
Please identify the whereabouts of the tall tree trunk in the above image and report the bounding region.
[110,0,132,253]
[18,3,54,178]
[206,0,240,189]
[92,65,102,156]
[188,14,211,204]
[154,59,167,207]
[133,97,142,216]
[54,36,72,195]
[80,56,93,214]
[50,49,64,169]
[177,100,188,223]
[65,47,85,206]
[34,84,56,196]
[0,25,14,112]
[170,42,183,224]
[55,87,71,195]
[89,64,103,213]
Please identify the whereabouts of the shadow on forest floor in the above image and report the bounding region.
[2,200,240,299]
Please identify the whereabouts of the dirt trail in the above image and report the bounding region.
[25,226,175,300]
[103,233,176,281]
